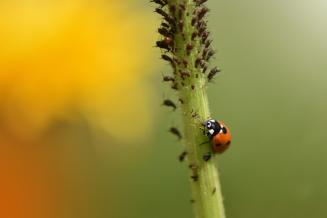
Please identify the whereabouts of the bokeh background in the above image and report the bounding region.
[0,0,327,218]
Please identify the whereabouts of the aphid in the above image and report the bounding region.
[155,8,175,25]
[195,0,208,6]
[191,175,199,181]
[203,152,212,161]
[203,119,232,153]
[197,6,209,20]
[151,0,167,7]
[161,22,170,29]
[169,5,176,14]
[191,84,195,90]
[178,151,188,162]
[195,58,202,68]
[156,40,170,51]
[169,127,182,139]
[189,164,199,181]
[158,27,171,37]
[205,39,212,48]
[180,71,191,80]
[191,17,197,26]
[212,187,216,194]
[205,50,215,61]
[163,99,177,111]
[186,43,194,55]
[161,54,173,63]
[178,20,184,30]
[192,32,198,40]
[171,82,178,90]
[201,31,210,43]
[178,98,184,104]
[207,67,220,81]
[190,199,195,204]
[163,75,175,82]
[202,65,208,74]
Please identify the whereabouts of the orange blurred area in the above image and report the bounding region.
[0,1,156,218]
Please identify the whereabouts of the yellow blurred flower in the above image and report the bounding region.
[0,0,157,144]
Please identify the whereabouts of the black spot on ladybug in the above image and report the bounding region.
[222,127,227,134]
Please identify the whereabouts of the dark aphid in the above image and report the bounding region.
[178,98,184,104]
[191,17,197,26]
[158,27,171,37]
[207,67,221,82]
[169,127,182,139]
[156,40,170,51]
[212,187,216,195]
[178,151,188,162]
[173,57,181,65]
[178,20,184,30]
[161,22,170,29]
[191,175,199,181]
[205,39,212,48]
[155,8,175,25]
[171,82,178,90]
[186,43,194,55]
[197,6,209,20]
[180,71,191,80]
[169,4,176,14]
[192,31,198,40]
[150,0,167,7]
[202,65,208,74]
[179,3,186,11]
[202,48,209,59]
[198,26,206,36]
[201,31,210,43]
[195,58,202,68]
[195,0,208,6]
[163,99,177,111]
[205,50,215,61]
[161,54,173,63]
[163,75,175,82]
[190,199,195,204]
[199,60,206,68]
[189,164,199,181]
[155,8,169,18]
[191,84,195,90]
[203,152,212,161]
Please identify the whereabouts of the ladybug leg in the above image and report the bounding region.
[203,152,212,161]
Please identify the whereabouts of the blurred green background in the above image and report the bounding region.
[1,0,327,218]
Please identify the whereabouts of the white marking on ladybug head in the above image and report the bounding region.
[209,129,215,135]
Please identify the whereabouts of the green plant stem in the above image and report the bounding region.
[168,0,226,217]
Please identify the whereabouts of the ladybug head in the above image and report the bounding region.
[204,119,221,138]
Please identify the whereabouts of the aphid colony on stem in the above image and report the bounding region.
[153,0,231,174]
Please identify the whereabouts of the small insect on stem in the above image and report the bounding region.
[163,99,177,111]
[169,127,182,140]
[178,151,188,162]
[163,75,175,82]
[151,0,167,7]
[207,66,221,82]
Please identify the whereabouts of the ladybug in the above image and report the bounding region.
[204,119,231,154]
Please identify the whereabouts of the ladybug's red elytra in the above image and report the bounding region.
[204,119,231,154]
